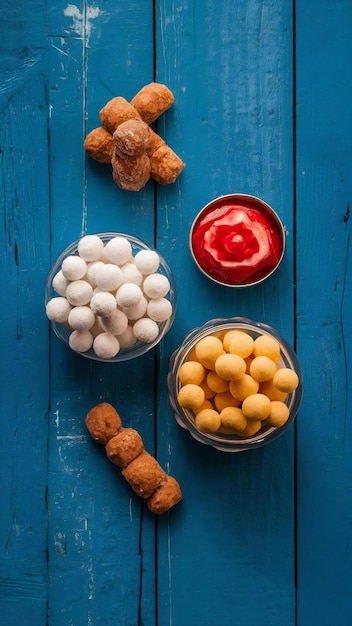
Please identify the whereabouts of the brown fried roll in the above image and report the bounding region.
[149,145,185,185]
[105,428,144,467]
[145,127,166,156]
[99,96,142,134]
[130,82,175,124]
[111,152,151,191]
[121,451,166,498]
[85,403,122,444]
[83,127,114,163]
[113,119,151,157]
[147,475,182,515]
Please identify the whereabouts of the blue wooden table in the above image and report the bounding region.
[1,1,351,624]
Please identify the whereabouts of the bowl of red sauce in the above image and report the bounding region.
[190,194,285,287]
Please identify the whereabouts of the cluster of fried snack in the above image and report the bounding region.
[85,402,182,514]
[84,82,185,191]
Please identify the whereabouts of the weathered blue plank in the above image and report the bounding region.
[296,1,352,624]
[81,4,158,619]
[0,3,50,622]
[3,0,350,624]
[155,1,296,624]
[46,2,157,625]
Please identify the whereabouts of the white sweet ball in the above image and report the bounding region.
[121,262,143,286]
[117,325,137,348]
[96,247,110,263]
[93,332,120,359]
[143,273,170,298]
[69,330,93,353]
[90,291,117,317]
[61,255,87,281]
[77,235,104,261]
[104,236,132,265]
[90,318,105,338]
[96,263,123,291]
[124,296,148,321]
[116,283,143,308]
[52,270,69,296]
[66,280,93,306]
[147,298,173,322]
[134,249,160,274]
[100,309,128,335]
[85,261,105,287]
[68,306,96,331]
[46,297,72,323]
[133,318,159,343]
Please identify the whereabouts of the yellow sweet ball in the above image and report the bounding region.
[206,370,229,393]
[229,334,254,358]
[222,330,240,351]
[240,419,263,437]
[242,393,271,420]
[259,380,288,402]
[220,406,247,433]
[229,374,259,401]
[253,334,281,362]
[194,335,225,369]
[213,390,241,412]
[273,368,299,393]
[194,398,214,414]
[267,400,290,427]
[177,384,205,411]
[186,348,198,361]
[214,353,246,381]
[244,355,254,373]
[213,330,227,341]
[199,378,216,399]
[223,330,254,357]
[249,355,277,382]
[178,360,207,385]
[195,408,221,433]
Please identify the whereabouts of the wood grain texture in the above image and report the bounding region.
[155,1,295,625]
[46,2,157,624]
[0,4,50,621]
[1,0,351,624]
[296,1,352,624]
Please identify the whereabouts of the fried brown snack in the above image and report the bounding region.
[145,127,166,156]
[112,119,151,157]
[84,84,184,190]
[122,451,166,498]
[99,96,142,134]
[130,82,175,124]
[83,127,114,163]
[85,403,182,513]
[111,152,151,191]
[150,144,185,185]
[85,403,122,444]
[146,475,182,515]
[105,428,144,467]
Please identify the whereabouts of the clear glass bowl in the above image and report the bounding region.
[167,317,302,452]
[45,232,177,362]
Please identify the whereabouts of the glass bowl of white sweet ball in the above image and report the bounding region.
[45,233,176,362]
[167,317,303,452]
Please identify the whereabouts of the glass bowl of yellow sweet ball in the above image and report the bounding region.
[45,232,176,362]
[167,317,303,452]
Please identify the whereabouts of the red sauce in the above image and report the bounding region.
[191,198,284,286]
